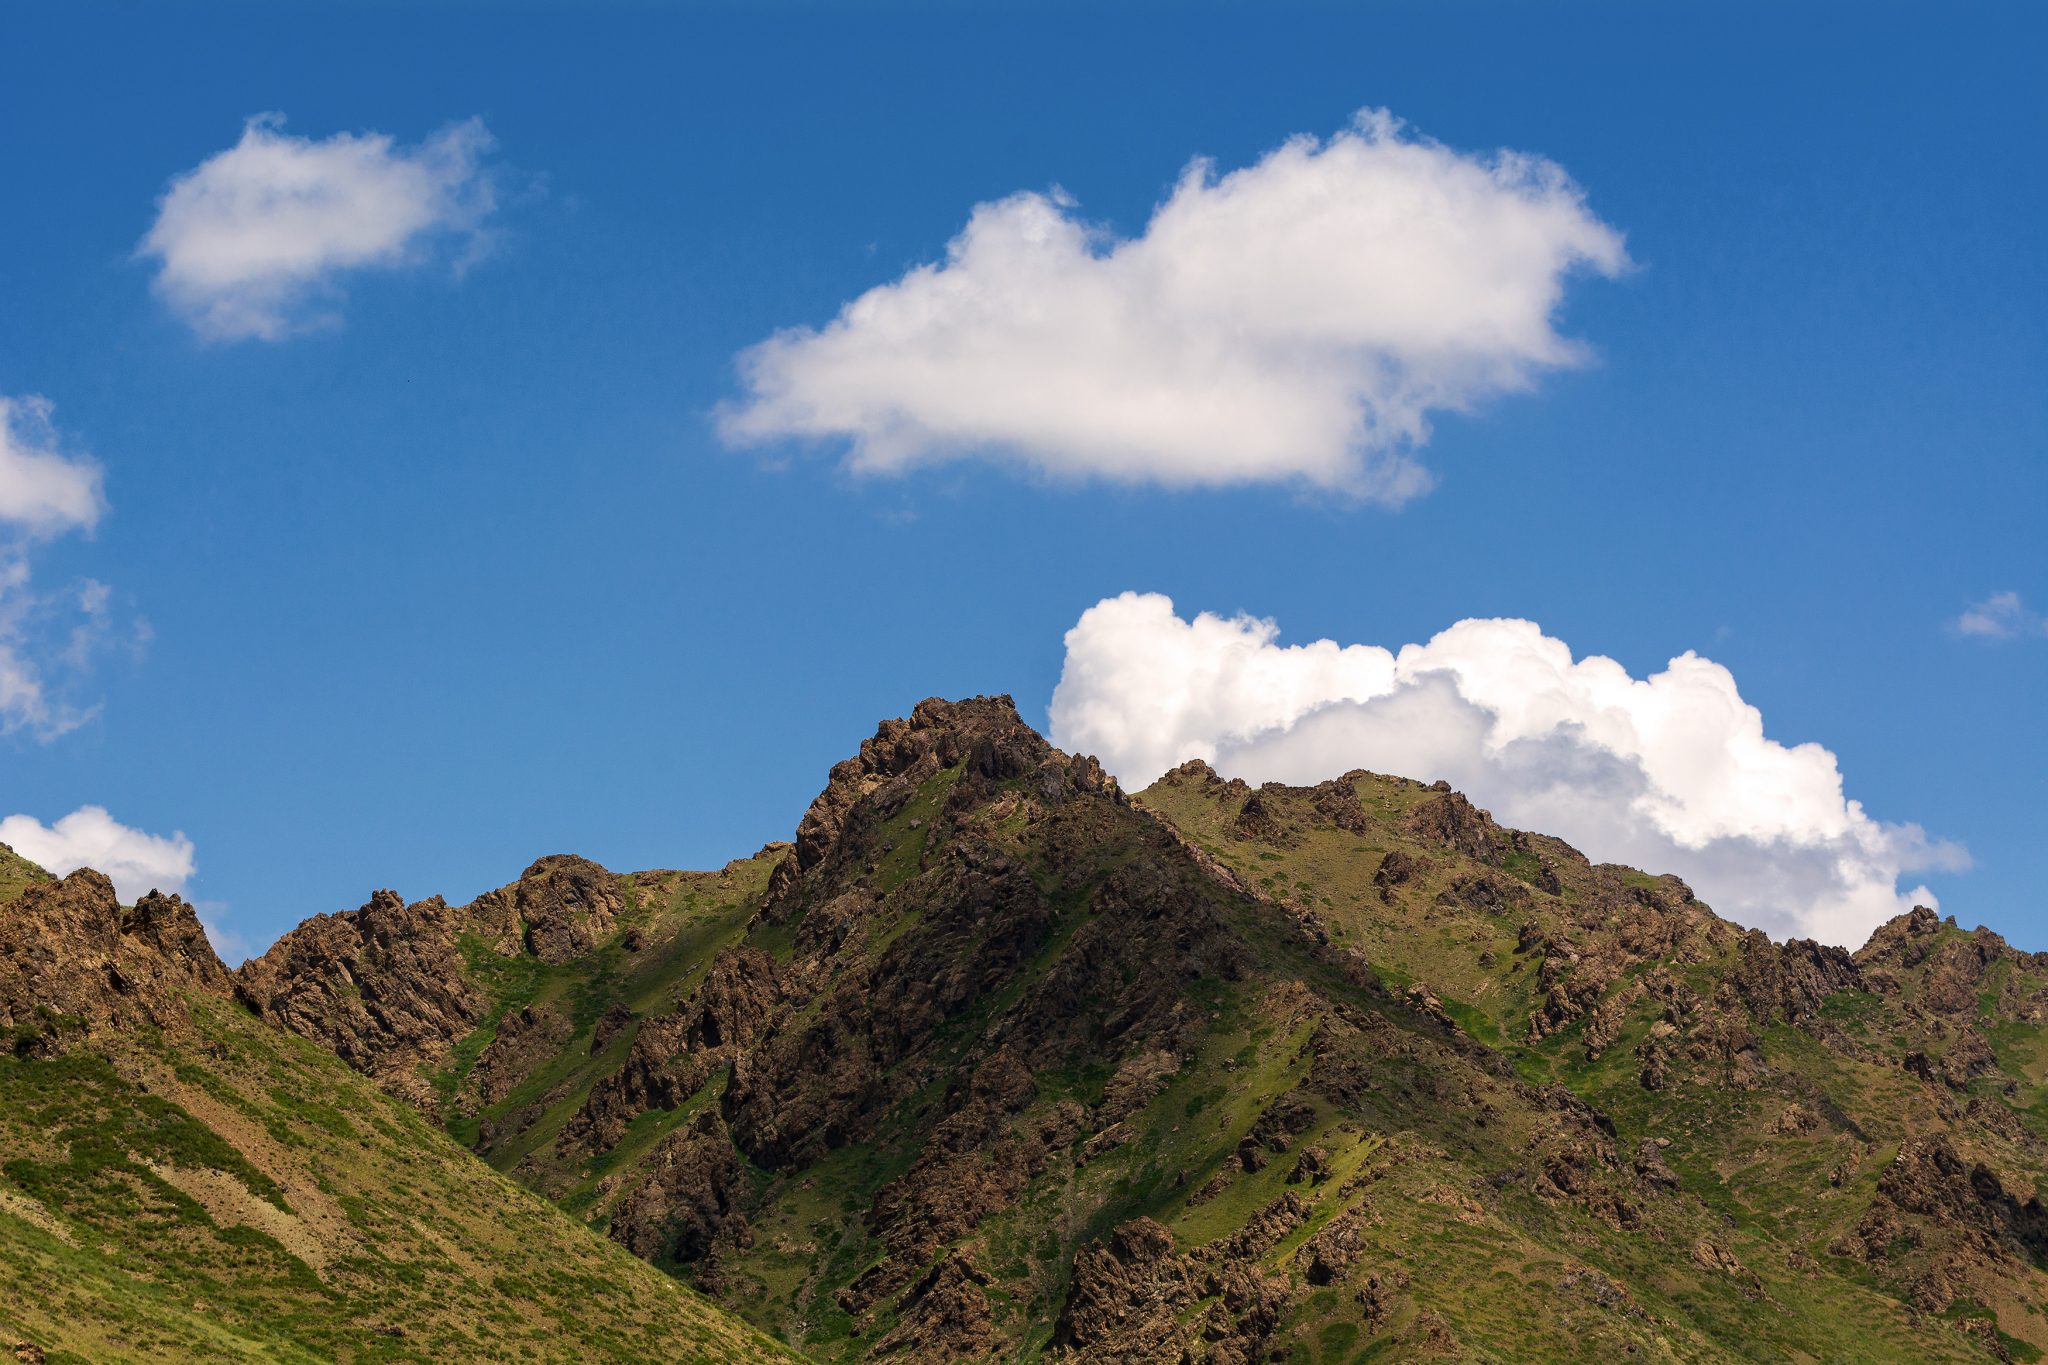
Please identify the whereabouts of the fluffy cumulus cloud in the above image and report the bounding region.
[0,396,124,740]
[723,109,1627,500]
[1955,591,2048,640]
[0,805,195,903]
[140,114,498,341]
[1049,593,1964,947]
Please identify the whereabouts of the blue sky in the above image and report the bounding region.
[1,3,2042,956]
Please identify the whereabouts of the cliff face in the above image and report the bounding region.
[164,698,2048,1363]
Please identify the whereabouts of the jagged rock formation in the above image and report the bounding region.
[0,867,231,1048]
[233,853,624,1110]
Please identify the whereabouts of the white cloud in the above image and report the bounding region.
[140,114,498,341]
[1049,593,1964,947]
[0,395,104,538]
[723,109,1627,500]
[1955,591,2047,640]
[0,805,195,903]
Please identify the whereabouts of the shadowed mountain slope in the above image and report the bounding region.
[241,697,2048,1363]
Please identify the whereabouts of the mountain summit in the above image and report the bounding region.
[7,698,2047,1362]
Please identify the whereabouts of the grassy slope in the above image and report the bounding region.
[0,888,795,1364]
[0,842,54,905]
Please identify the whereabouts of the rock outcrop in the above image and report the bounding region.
[235,854,627,1108]
[0,869,231,1047]
[234,888,486,1101]
[468,854,624,965]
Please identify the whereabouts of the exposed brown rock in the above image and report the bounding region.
[1099,1047,1180,1122]
[1857,905,1946,970]
[1373,848,1424,902]
[591,1000,635,1053]
[1690,1236,1762,1296]
[1633,1138,1680,1192]
[684,946,783,1051]
[767,695,1089,907]
[472,1003,572,1106]
[234,888,485,1094]
[1051,1218,1198,1360]
[561,1011,710,1156]
[1400,789,1502,863]
[1856,1136,2048,1275]
[1310,777,1372,834]
[470,854,624,965]
[1772,1102,1821,1136]
[1232,789,1284,842]
[606,1108,747,1264]
[871,1251,995,1362]
[236,855,628,1110]
[0,870,231,1047]
[1287,1144,1332,1184]
[1435,871,1525,916]
[1728,930,1863,1024]
[857,1049,1081,1296]
[1297,1205,1371,1286]
[1940,1026,2001,1089]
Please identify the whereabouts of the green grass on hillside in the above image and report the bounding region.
[0,843,54,906]
[0,994,797,1365]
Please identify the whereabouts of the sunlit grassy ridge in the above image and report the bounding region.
[0,968,795,1362]
[0,842,53,906]
[426,851,783,1187]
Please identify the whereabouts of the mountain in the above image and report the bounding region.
[226,698,2048,1363]
[0,847,797,1364]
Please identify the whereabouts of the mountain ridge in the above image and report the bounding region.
[7,696,2047,1362]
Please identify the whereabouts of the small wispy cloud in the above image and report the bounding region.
[0,397,132,740]
[139,114,500,341]
[1954,591,2048,640]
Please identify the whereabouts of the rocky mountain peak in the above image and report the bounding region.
[769,693,1115,904]
[0,867,232,1049]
